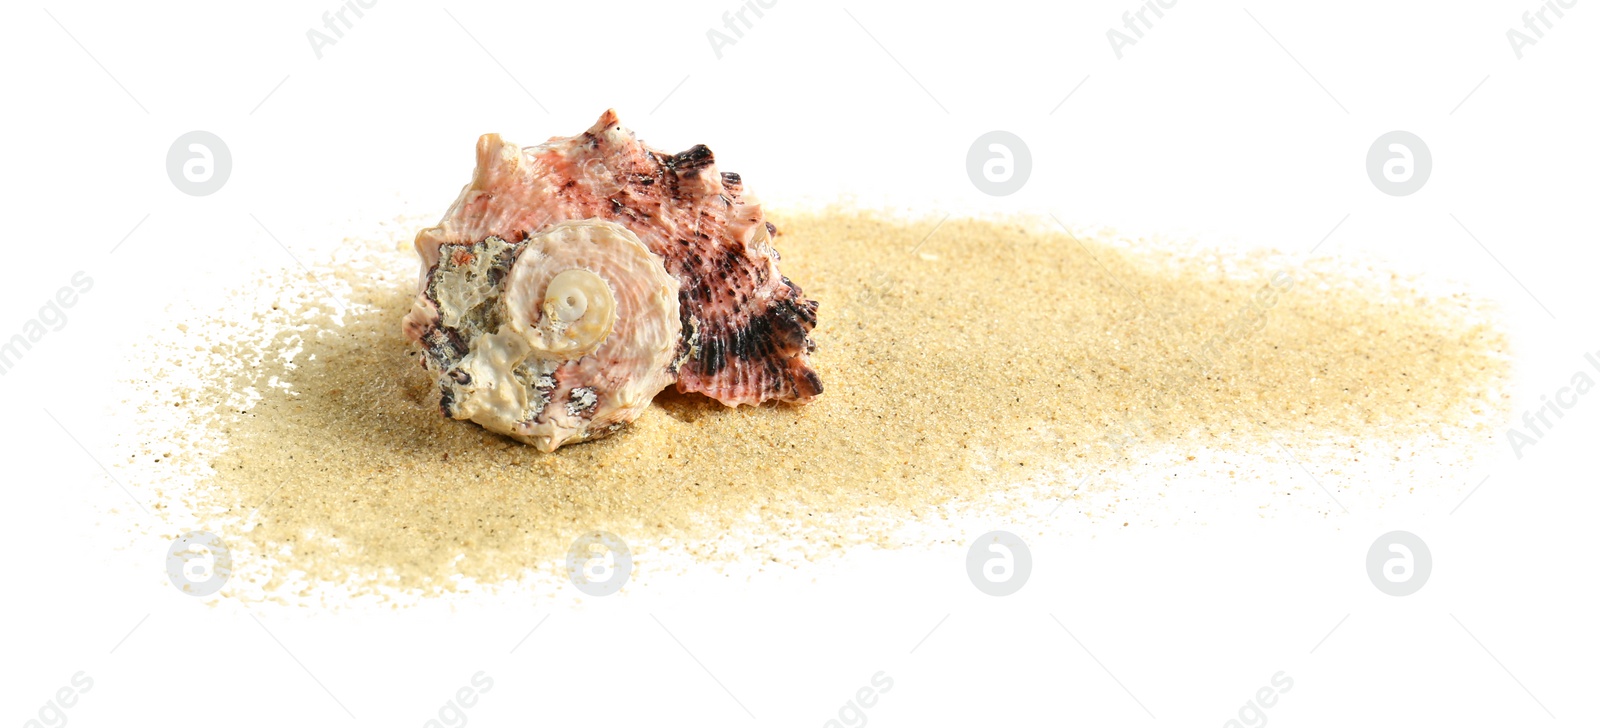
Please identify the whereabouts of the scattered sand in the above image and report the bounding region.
[116,209,1511,604]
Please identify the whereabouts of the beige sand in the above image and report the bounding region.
[118,210,1509,603]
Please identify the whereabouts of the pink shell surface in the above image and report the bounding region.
[406,110,822,407]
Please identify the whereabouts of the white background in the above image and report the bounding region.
[1,1,1596,726]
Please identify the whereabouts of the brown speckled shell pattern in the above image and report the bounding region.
[408,110,822,408]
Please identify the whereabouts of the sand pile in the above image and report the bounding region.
[114,210,1510,604]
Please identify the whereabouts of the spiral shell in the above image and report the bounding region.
[419,220,680,452]
[403,110,822,410]
[405,111,826,450]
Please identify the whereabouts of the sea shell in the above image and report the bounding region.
[404,110,822,410]
[416,220,681,452]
